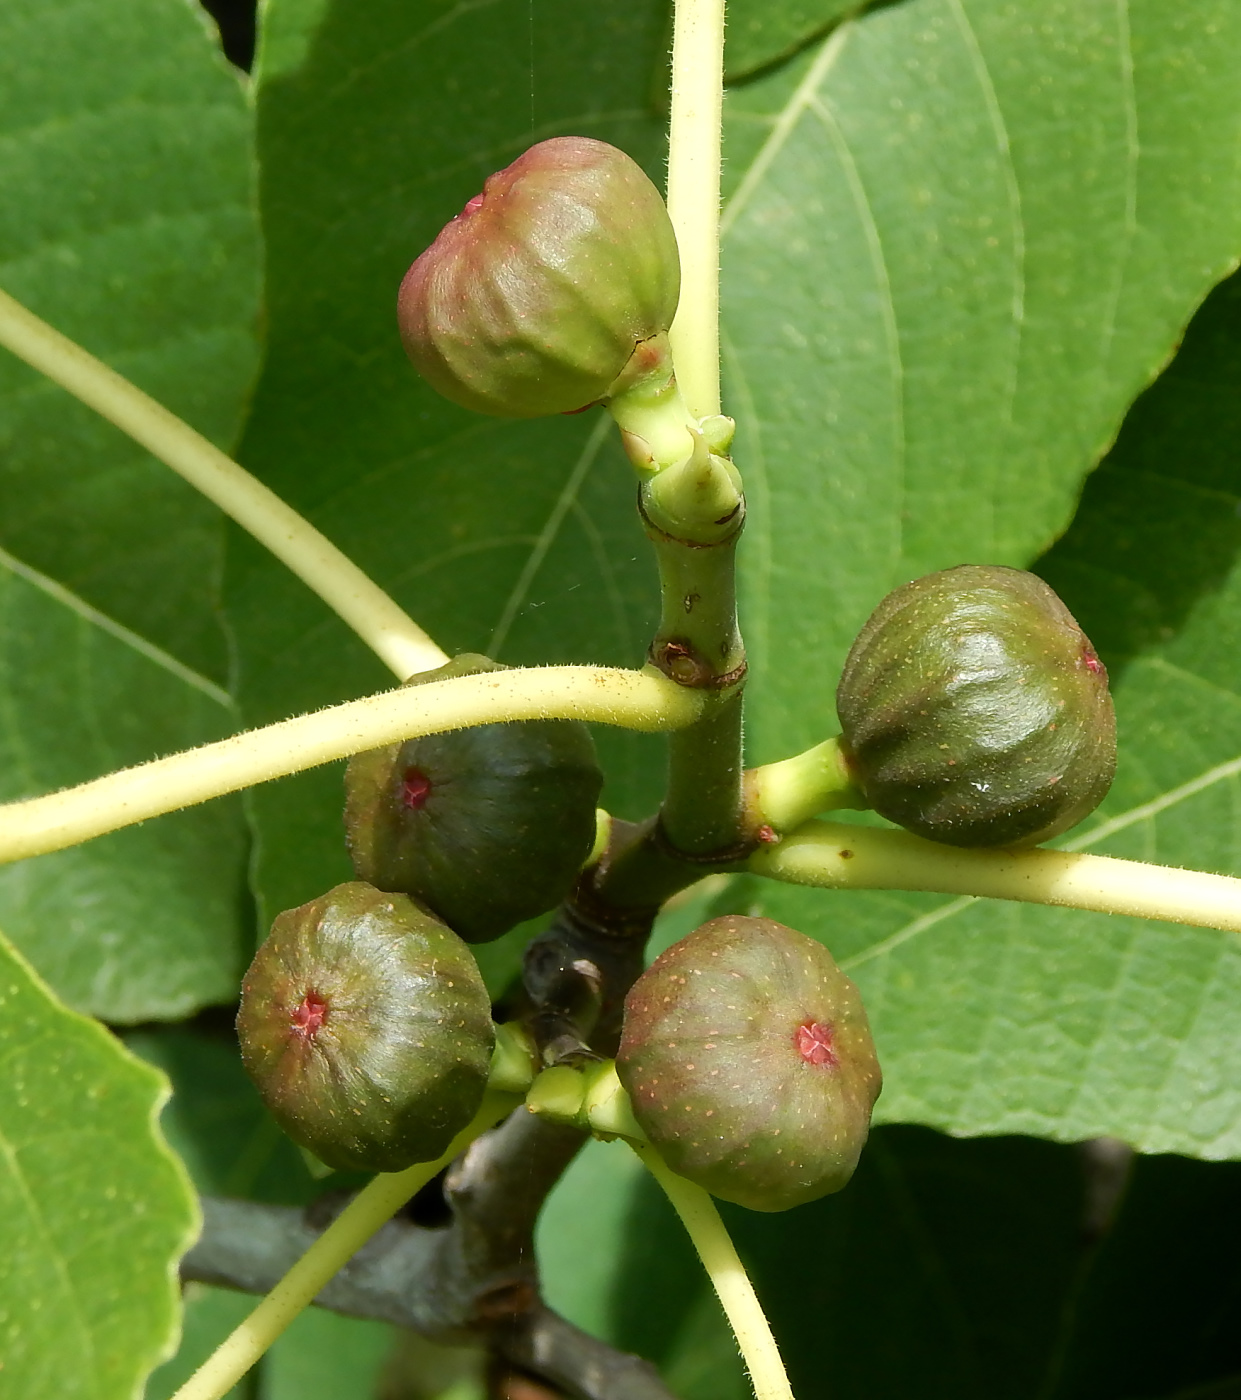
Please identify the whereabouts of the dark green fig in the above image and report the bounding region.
[617,915,882,1212]
[344,655,604,943]
[398,136,680,418]
[237,881,494,1173]
[836,565,1116,848]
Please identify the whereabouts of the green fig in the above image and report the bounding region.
[617,915,881,1212]
[237,881,494,1173]
[344,655,604,943]
[398,136,680,418]
[836,565,1116,848]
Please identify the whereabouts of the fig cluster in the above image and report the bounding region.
[237,650,603,1173]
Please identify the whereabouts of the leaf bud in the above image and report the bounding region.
[237,882,494,1173]
[398,136,680,417]
[617,915,882,1212]
[835,565,1116,848]
[344,655,604,943]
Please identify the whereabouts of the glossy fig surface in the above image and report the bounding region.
[617,915,882,1212]
[237,882,494,1173]
[399,136,680,417]
[836,565,1115,848]
[344,655,603,943]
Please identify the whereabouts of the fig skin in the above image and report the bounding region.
[399,135,680,418]
[237,882,494,1173]
[344,655,604,944]
[836,565,1116,848]
[617,915,882,1212]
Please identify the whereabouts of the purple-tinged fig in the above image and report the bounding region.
[836,565,1115,848]
[617,915,881,1212]
[398,136,680,418]
[237,882,493,1173]
[344,655,603,944]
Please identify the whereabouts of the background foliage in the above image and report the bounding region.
[1,0,1240,1395]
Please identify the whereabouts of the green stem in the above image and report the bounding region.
[644,520,744,685]
[0,666,704,864]
[751,818,1241,935]
[663,691,747,854]
[0,286,445,682]
[171,1092,517,1400]
[666,0,726,419]
[640,470,746,857]
[745,738,866,835]
[630,1141,795,1400]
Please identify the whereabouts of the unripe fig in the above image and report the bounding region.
[237,882,494,1173]
[399,136,680,417]
[617,916,881,1212]
[836,565,1115,848]
[344,655,604,943]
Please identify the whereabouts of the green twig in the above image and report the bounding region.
[0,286,445,681]
[630,1141,795,1400]
[171,1092,518,1400]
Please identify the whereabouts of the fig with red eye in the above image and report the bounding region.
[344,654,603,943]
[617,915,882,1212]
[836,565,1116,848]
[237,881,494,1173]
[399,135,681,419]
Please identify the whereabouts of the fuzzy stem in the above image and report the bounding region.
[751,819,1241,934]
[0,286,444,681]
[171,1092,517,1400]
[666,0,725,419]
[629,1142,794,1400]
[0,667,703,864]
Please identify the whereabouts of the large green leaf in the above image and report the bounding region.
[0,930,198,1399]
[229,0,670,922]
[725,0,861,82]
[0,0,261,1016]
[757,266,1241,1155]
[0,563,249,1019]
[722,0,1241,764]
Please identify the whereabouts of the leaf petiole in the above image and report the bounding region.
[0,666,704,864]
[630,1139,795,1400]
[752,818,1241,935]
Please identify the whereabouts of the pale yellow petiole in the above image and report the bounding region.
[666,0,726,420]
[0,667,704,864]
[751,818,1241,935]
[630,1141,795,1400]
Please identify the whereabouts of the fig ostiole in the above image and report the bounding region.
[617,915,882,1212]
[237,881,494,1174]
[398,136,680,419]
[836,564,1116,848]
[344,654,604,944]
